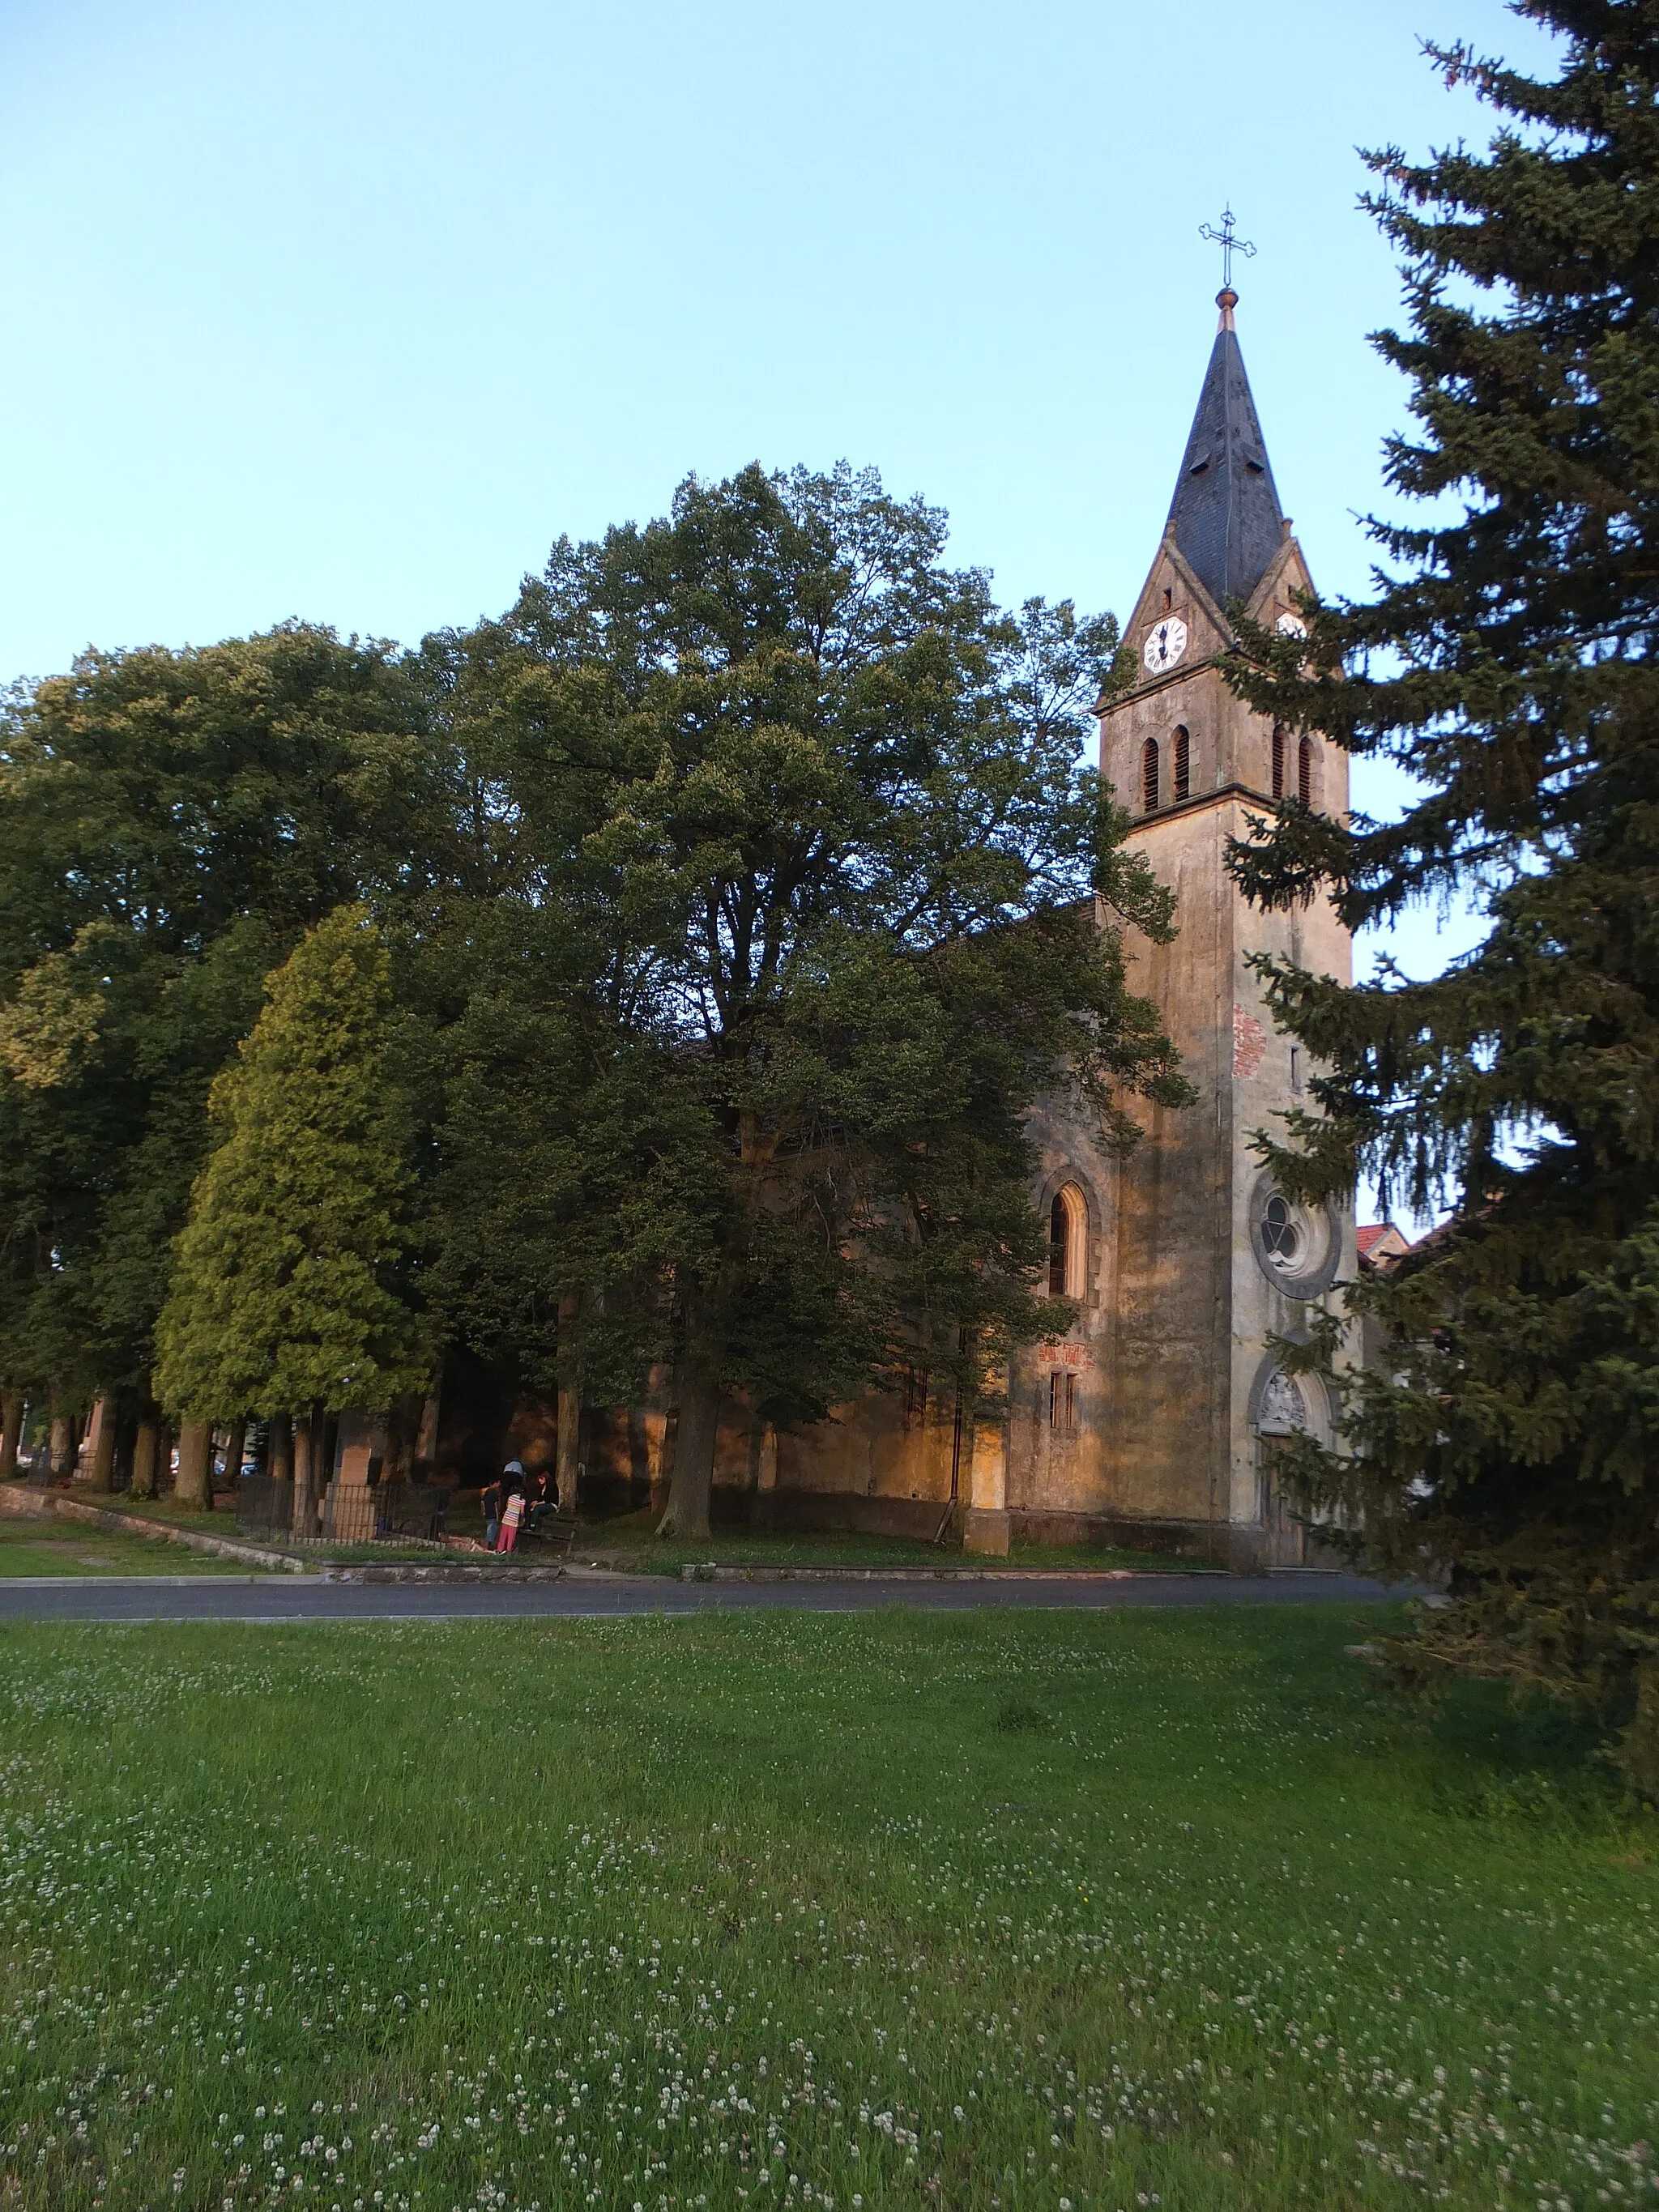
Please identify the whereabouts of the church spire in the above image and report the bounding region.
[1164,287,1286,613]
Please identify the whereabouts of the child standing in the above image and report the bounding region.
[498,1483,526,1554]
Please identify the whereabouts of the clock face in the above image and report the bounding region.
[1275,611,1308,638]
[1142,616,1188,675]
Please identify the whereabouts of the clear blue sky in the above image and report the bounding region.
[3,0,1555,998]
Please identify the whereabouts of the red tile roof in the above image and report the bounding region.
[1357,1222,1413,1263]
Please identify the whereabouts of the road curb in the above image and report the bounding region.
[312,1562,567,1583]
[0,1574,300,1588]
[672,1562,1220,1584]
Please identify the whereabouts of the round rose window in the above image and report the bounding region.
[1260,1195,1301,1264]
[1250,1179,1342,1300]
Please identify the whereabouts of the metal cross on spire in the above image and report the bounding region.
[1199,204,1256,292]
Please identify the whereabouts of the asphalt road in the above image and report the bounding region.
[0,1571,1402,1623]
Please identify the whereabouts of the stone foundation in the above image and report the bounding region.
[962,1509,1011,1556]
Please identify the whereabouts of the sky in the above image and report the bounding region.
[2,0,1558,1008]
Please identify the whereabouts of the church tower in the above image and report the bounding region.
[1090,283,1354,1566]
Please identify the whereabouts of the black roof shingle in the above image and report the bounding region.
[1166,292,1285,613]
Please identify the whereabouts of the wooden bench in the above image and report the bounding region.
[516,1507,579,1559]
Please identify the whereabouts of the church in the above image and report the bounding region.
[481,284,1354,1569]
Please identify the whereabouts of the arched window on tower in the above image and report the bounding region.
[1271,722,1287,799]
[1142,736,1160,813]
[1299,735,1316,808]
[1048,1184,1087,1298]
[1172,726,1190,802]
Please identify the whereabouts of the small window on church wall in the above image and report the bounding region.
[1271,722,1287,799]
[1049,1370,1077,1433]
[1048,1183,1086,1298]
[1142,736,1159,813]
[1299,735,1316,808]
[1172,726,1190,802]
[901,1363,928,1426]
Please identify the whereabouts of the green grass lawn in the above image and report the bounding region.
[1,1605,1654,2212]
[0,1518,249,1576]
[83,1494,238,1536]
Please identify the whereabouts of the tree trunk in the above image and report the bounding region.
[292,1406,324,1539]
[555,1383,583,1515]
[292,1411,313,1538]
[414,1390,441,1474]
[0,1393,23,1481]
[113,1407,138,1491]
[86,1396,118,1494]
[656,1307,725,1540]
[556,1289,584,1515]
[49,1414,75,1481]
[319,1410,339,1494]
[175,1422,213,1510]
[379,1396,420,1486]
[268,1411,293,1484]
[130,1420,160,1500]
[220,1419,247,1497]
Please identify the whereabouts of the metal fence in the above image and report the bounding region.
[237,1475,294,1540]
[237,1475,450,1545]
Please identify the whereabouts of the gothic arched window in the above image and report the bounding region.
[1049,1184,1087,1298]
[1271,722,1287,799]
[1142,736,1160,813]
[1172,726,1190,802]
[1299,735,1316,808]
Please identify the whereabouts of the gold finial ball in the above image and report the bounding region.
[1217,286,1239,313]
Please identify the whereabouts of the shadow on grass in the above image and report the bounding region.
[1427,1677,1643,1834]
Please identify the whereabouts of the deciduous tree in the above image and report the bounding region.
[0,624,448,1453]
[437,463,1189,1536]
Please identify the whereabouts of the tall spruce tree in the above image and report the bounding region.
[155,906,429,1515]
[1226,2,1659,1790]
